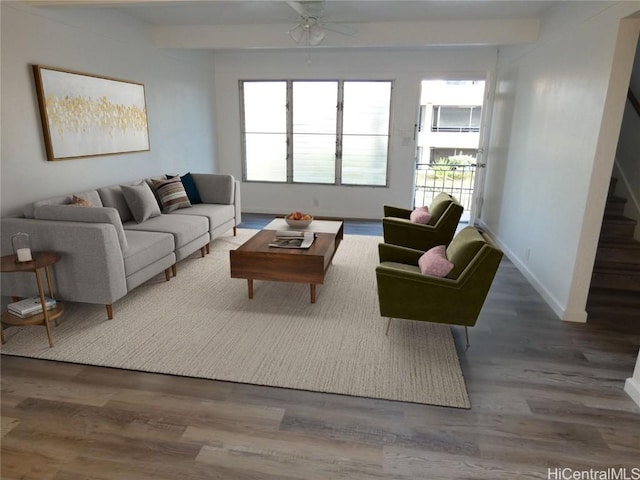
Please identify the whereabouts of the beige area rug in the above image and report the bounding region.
[1,229,471,408]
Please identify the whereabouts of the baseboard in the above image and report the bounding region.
[624,376,640,408]
[478,221,587,323]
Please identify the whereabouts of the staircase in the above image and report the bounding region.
[587,178,640,320]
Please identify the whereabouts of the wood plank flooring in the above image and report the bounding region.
[2,217,639,479]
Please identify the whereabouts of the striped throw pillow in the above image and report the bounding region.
[152,177,191,213]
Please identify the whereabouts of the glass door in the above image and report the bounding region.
[414,79,488,224]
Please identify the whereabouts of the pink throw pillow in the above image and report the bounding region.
[418,245,454,277]
[410,206,431,224]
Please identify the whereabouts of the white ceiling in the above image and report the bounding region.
[28,0,562,49]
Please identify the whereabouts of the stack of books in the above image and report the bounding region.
[7,296,57,318]
[269,230,316,249]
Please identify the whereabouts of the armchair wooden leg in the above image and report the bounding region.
[206,243,210,254]
[200,246,206,257]
[164,268,171,281]
[385,317,393,336]
[464,326,470,349]
[172,264,177,277]
[233,226,237,236]
[106,304,113,320]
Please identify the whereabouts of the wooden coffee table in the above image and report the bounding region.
[230,219,344,303]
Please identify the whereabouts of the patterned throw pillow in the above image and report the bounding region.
[410,206,431,224]
[418,245,454,277]
[70,195,93,207]
[152,177,191,213]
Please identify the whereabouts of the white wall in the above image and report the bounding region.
[482,2,640,322]
[213,48,496,219]
[0,3,218,217]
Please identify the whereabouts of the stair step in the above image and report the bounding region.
[604,195,627,215]
[587,288,640,314]
[590,264,640,292]
[600,214,637,239]
[587,176,639,308]
[595,238,640,265]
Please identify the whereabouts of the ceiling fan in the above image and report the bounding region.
[286,1,357,47]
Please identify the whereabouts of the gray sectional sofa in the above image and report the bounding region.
[1,173,241,319]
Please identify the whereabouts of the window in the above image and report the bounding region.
[240,80,392,186]
[431,106,481,133]
[242,82,287,182]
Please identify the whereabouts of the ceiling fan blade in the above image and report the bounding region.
[308,24,325,45]
[320,22,357,36]
[287,23,305,44]
[286,1,308,17]
[286,1,325,17]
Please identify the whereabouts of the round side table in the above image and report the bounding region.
[1,251,64,348]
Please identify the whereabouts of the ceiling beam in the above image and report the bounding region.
[152,18,540,50]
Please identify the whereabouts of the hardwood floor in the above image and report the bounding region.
[2,218,639,479]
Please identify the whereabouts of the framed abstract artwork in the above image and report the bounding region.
[32,65,150,161]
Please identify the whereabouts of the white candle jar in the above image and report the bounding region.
[11,232,33,263]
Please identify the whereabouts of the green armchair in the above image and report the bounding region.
[375,226,503,346]
[382,193,463,251]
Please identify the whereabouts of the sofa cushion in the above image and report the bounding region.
[191,174,234,205]
[25,190,103,218]
[418,245,454,277]
[379,261,422,275]
[121,182,161,224]
[123,213,208,249]
[98,184,134,223]
[169,203,234,232]
[122,230,174,276]
[446,226,486,279]
[33,204,129,252]
[152,177,191,213]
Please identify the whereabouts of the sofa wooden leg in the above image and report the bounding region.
[106,304,113,320]
[464,326,470,349]
[200,246,206,257]
[164,268,171,281]
[172,264,177,277]
[385,317,392,336]
[233,226,237,236]
[206,243,210,254]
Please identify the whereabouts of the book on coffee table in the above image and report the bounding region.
[269,231,315,249]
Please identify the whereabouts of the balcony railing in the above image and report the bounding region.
[414,162,478,211]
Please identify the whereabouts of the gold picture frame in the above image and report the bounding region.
[33,65,150,161]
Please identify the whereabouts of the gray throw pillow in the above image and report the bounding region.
[121,182,161,223]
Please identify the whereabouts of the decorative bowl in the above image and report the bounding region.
[285,212,313,228]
